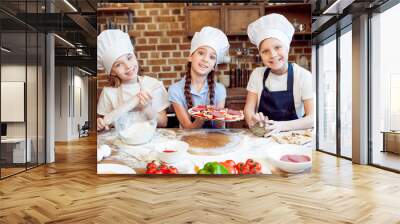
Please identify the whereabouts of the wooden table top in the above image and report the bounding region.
[97,128,312,175]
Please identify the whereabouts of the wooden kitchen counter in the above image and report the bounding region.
[98,128,312,175]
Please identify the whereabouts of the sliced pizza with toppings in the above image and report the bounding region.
[188,105,244,122]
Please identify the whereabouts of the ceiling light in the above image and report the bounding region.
[54,34,75,48]
[1,47,11,53]
[63,0,78,12]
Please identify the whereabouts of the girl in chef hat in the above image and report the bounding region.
[97,29,169,131]
[244,14,314,136]
[168,26,229,129]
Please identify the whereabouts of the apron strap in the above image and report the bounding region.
[261,63,294,92]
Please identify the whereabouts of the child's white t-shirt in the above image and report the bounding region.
[246,63,313,118]
[97,76,170,122]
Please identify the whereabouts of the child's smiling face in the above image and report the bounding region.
[111,53,139,82]
[259,38,289,74]
[188,46,217,77]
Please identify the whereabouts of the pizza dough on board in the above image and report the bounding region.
[271,130,313,145]
[180,130,241,156]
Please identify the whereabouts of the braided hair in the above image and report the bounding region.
[184,62,215,109]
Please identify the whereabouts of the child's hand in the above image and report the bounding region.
[263,120,283,137]
[137,91,153,110]
[251,112,269,127]
[97,117,110,131]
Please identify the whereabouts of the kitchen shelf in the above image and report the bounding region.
[185,3,264,36]
[97,7,133,14]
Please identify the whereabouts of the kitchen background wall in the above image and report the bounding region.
[97,3,311,99]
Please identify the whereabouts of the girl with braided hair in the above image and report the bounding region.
[168,26,229,129]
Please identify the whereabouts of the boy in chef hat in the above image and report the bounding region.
[168,26,229,129]
[244,14,314,136]
[97,29,169,131]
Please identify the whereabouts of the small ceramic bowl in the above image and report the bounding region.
[155,140,189,164]
[267,146,312,173]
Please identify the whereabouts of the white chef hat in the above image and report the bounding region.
[190,26,230,65]
[97,29,134,74]
[247,13,295,50]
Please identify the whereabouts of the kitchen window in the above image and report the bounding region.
[317,35,337,155]
[339,27,352,158]
[316,23,353,159]
[370,2,400,171]
[0,0,47,179]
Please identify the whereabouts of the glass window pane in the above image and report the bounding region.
[371,3,400,171]
[318,37,337,154]
[1,31,27,177]
[340,29,352,158]
[1,0,46,179]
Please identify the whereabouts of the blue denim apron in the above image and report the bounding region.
[257,63,298,121]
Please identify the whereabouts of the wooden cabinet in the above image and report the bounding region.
[185,4,264,36]
[382,131,400,154]
[185,3,311,36]
[225,6,264,35]
[225,88,248,129]
[185,6,224,36]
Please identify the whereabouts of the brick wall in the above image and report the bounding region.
[97,3,311,98]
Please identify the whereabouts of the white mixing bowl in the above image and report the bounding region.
[119,120,157,145]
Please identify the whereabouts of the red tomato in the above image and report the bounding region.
[154,170,163,174]
[254,162,262,173]
[235,162,244,173]
[224,160,236,168]
[145,169,156,174]
[159,164,169,174]
[245,159,254,167]
[241,164,251,175]
[242,164,251,171]
[168,166,178,174]
[146,162,157,170]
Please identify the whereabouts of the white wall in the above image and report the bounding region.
[54,67,89,141]
[71,71,89,139]
[55,66,69,141]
